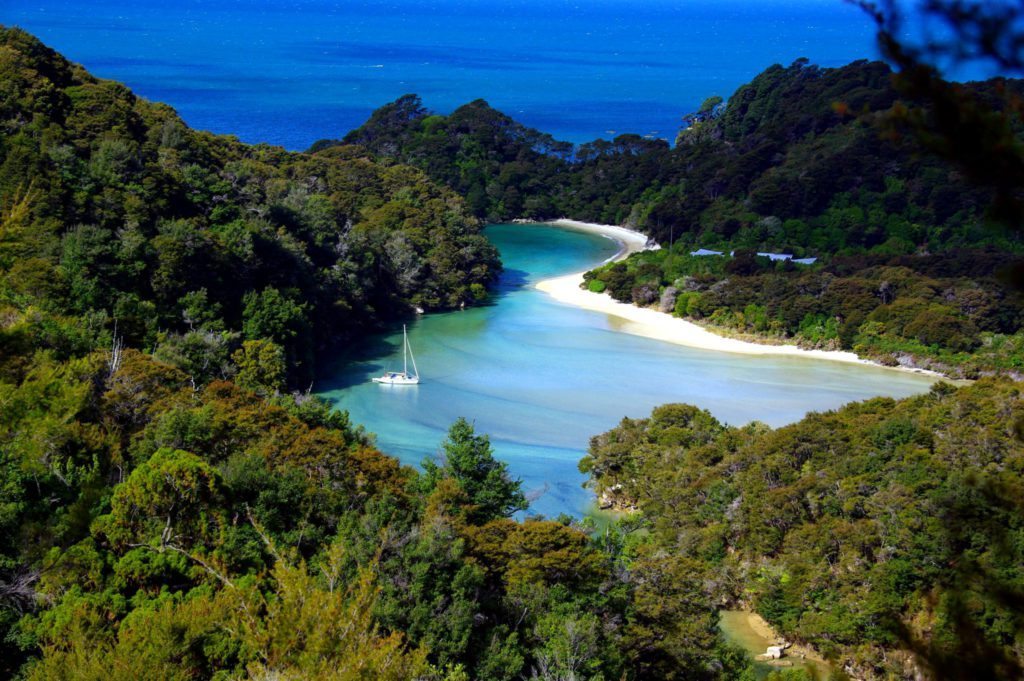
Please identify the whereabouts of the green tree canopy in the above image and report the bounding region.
[421,417,527,522]
[231,339,286,396]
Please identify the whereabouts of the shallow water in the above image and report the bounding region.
[317,224,937,517]
[719,610,831,679]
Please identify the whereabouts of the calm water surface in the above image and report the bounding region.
[7,0,882,148]
[318,224,937,517]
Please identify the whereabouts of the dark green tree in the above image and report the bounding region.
[421,418,527,522]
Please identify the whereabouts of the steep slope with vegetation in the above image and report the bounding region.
[0,345,650,679]
[318,60,1017,251]
[317,93,680,226]
[582,380,1024,680]
[0,27,500,389]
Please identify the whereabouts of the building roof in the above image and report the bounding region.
[757,252,794,261]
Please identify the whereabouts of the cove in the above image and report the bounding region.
[317,223,938,518]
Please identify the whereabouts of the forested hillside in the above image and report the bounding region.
[322,94,677,226]
[575,60,1024,376]
[0,27,500,389]
[317,60,1017,251]
[581,379,1024,680]
[0,338,648,679]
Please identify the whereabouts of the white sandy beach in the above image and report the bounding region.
[545,219,653,261]
[535,219,932,369]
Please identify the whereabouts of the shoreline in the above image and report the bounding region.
[543,219,653,261]
[530,219,945,376]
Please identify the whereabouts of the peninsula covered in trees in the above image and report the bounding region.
[2,16,1024,681]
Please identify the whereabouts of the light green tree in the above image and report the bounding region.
[103,447,223,553]
[231,339,285,395]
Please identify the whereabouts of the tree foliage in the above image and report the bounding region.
[582,380,1024,679]
[0,27,500,389]
[421,417,528,523]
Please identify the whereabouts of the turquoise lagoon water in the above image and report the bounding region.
[6,0,884,149]
[318,224,938,518]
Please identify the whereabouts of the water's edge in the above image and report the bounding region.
[318,223,936,517]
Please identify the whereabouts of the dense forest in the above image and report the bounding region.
[581,379,1024,680]
[319,60,1024,375]
[318,94,675,227]
[4,19,1024,681]
[0,27,500,390]
[317,60,1016,251]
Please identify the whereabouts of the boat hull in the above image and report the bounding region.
[372,373,419,385]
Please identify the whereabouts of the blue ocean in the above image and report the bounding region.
[8,0,885,149]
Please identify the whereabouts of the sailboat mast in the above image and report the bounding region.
[403,325,408,375]
[409,332,419,379]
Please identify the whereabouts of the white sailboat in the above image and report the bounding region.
[372,324,420,385]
